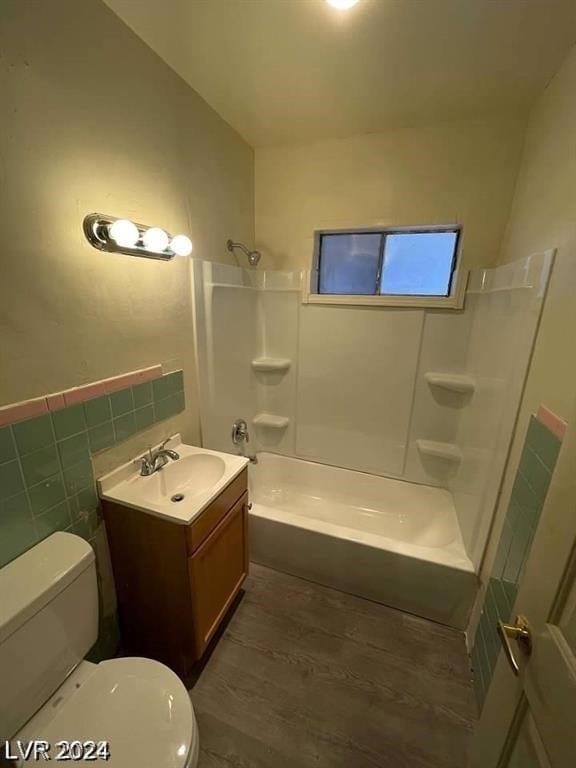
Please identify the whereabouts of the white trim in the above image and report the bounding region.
[302,267,468,309]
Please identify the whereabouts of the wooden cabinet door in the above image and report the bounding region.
[188,492,249,656]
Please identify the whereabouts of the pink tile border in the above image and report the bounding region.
[63,366,164,405]
[63,381,111,407]
[0,396,49,428]
[137,365,162,383]
[0,365,164,427]
[536,405,567,441]
[46,393,67,412]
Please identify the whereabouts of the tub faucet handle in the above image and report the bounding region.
[232,418,249,445]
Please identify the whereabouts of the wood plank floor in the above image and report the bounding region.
[190,564,476,768]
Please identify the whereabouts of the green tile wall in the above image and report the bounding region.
[471,415,562,711]
[0,370,185,568]
[0,371,186,659]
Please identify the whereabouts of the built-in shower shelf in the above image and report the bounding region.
[425,372,476,394]
[251,357,291,373]
[252,413,290,429]
[416,439,462,462]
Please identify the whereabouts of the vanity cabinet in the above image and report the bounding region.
[102,468,248,681]
[188,491,248,654]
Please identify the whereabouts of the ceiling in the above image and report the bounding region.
[104,0,576,147]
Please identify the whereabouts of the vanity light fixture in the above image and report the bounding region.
[83,213,193,261]
[170,234,194,257]
[109,218,139,248]
[142,226,170,253]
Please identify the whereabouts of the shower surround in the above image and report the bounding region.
[191,253,552,627]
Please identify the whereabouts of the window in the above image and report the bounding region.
[310,226,463,308]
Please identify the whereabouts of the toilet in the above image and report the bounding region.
[0,532,199,767]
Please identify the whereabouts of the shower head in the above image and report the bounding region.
[227,239,261,267]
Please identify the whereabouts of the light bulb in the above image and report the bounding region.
[109,219,139,247]
[326,0,359,8]
[143,227,169,252]
[170,234,193,257]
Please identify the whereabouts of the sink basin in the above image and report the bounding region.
[137,454,226,503]
[97,436,248,525]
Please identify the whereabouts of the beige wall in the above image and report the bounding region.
[0,0,253,451]
[498,43,576,421]
[475,45,576,602]
[255,116,526,272]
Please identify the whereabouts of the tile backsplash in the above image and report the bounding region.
[471,412,563,710]
[0,369,185,567]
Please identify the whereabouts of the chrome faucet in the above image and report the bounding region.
[231,418,258,464]
[138,439,180,476]
[231,419,249,445]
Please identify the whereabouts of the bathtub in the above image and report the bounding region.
[249,453,477,629]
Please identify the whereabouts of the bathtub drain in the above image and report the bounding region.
[171,493,185,503]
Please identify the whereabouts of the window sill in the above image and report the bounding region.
[302,292,465,310]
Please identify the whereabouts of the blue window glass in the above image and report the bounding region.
[318,233,381,294]
[380,231,458,296]
[316,228,459,297]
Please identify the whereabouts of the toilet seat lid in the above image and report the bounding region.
[18,657,196,767]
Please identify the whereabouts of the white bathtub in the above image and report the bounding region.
[249,453,477,629]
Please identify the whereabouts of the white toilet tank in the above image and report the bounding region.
[0,532,98,738]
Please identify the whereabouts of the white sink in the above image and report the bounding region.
[97,436,248,525]
[136,454,226,503]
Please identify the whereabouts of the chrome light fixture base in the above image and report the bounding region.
[83,213,176,261]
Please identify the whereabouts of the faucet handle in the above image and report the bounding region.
[136,453,154,476]
[232,418,249,445]
[134,447,151,466]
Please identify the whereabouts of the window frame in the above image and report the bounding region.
[305,224,467,309]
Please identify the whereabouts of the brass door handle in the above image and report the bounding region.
[497,614,533,675]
